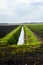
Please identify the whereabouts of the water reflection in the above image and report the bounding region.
[17,27,24,45]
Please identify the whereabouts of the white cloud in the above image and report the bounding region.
[0,0,16,16]
[16,0,32,4]
[0,0,6,9]
[0,0,43,23]
[35,0,43,2]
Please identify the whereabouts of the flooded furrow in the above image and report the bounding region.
[17,26,24,45]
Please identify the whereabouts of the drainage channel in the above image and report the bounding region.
[17,26,24,45]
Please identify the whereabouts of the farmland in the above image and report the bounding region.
[24,25,41,46]
[0,25,22,45]
[27,24,43,38]
[0,24,19,38]
[26,24,43,43]
[0,24,43,65]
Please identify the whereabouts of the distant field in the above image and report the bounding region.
[27,24,43,38]
[0,25,19,38]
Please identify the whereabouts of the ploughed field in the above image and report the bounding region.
[0,24,43,65]
[0,25,19,38]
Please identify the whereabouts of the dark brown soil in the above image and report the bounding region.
[0,25,19,38]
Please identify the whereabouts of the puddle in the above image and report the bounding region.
[17,26,24,45]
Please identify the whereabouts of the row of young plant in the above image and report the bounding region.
[24,25,41,46]
[0,26,22,45]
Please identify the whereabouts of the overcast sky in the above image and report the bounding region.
[0,0,43,23]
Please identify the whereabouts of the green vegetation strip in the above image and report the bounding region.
[24,25,41,46]
[0,26,22,45]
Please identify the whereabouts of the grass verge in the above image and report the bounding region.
[24,25,41,46]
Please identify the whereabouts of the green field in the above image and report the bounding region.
[0,24,43,65]
[27,24,43,38]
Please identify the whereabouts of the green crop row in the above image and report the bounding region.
[27,24,43,38]
[0,26,22,45]
[24,25,41,46]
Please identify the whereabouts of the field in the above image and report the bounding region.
[0,25,19,38]
[0,24,43,65]
[0,25,21,45]
[27,24,43,43]
[27,24,43,37]
[24,25,41,45]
